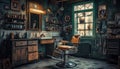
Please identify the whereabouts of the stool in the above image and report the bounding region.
[56,45,77,68]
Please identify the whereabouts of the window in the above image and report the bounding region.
[74,2,94,37]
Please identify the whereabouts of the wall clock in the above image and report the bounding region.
[98,4,107,20]
[64,15,70,22]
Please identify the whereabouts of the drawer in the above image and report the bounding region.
[28,40,38,45]
[106,49,119,55]
[28,46,38,52]
[107,42,119,48]
[33,52,39,60]
[28,52,38,61]
[28,53,33,61]
[40,39,54,44]
[15,41,27,46]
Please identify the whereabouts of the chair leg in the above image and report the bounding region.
[56,50,77,68]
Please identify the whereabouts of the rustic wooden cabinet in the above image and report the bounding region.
[12,40,27,66]
[106,38,120,63]
[106,22,120,63]
[28,40,38,61]
[106,39,119,55]
[9,39,38,67]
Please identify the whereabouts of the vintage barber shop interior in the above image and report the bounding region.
[0,0,120,69]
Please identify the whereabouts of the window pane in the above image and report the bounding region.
[85,11,93,22]
[85,24,93,30]
[85,11,93,16]
[85,3,93,9]
[85,31,92,36]
[78,24,84,30]
[78,13,84,17]
[79,17,85,24]
[85,16,93,22]
[78,31,84,36]
[74,6,78,11]
[78,5,84,11]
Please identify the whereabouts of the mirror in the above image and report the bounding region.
[28,2,44,31]
[29,12,42,30]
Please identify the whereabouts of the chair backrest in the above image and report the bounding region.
[71,35,80,45]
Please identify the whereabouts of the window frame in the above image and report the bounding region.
[72,1,95,38]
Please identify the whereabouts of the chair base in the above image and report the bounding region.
[56,61,77,68]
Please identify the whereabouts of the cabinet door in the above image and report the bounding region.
[13,48,21,62]
[12,47,27,66]
[21,47,28,60]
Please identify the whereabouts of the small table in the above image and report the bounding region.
[56,45,77,68]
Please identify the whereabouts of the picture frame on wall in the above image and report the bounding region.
[98,4,107,20]
[11,0,20,11]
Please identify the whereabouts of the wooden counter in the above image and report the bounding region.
[40,39,54,44]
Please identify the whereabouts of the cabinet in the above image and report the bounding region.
[9,39,38,67]
[106,22,120,63]
[12,40,27,66]
[28,40,38,61]
[106,39,119,55]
